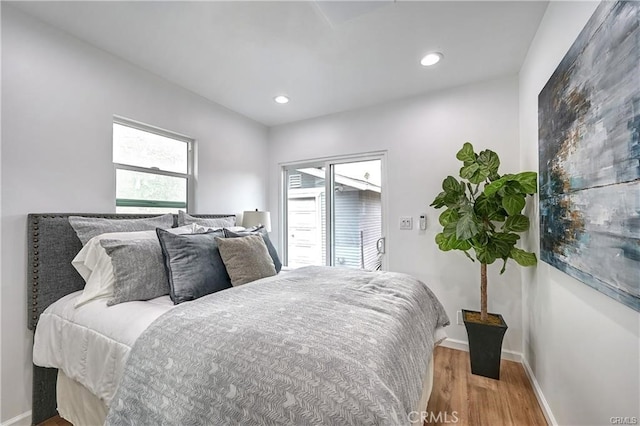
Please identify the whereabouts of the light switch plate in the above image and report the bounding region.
[400,216,413,230]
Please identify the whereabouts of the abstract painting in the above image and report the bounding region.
[538,1,639,312]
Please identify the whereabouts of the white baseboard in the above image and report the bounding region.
[440,337,523,362]
[522,356,558,426]
[1,411,31,426]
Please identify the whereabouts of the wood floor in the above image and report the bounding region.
[426,346,547,426]
[39,347,547,426]
[38,415,70,426]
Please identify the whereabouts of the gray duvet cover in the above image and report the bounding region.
[106,266,449,425]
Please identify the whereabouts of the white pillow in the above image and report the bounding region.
[72,225,199,307]
[177,211,236,227]
[196,225,246,233]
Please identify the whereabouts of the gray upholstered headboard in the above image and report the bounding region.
[27,212,234,424]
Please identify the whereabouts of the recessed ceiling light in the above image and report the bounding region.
[274,95,289,104]
[420,52,443,67]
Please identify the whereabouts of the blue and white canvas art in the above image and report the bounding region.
[538,1,639,312]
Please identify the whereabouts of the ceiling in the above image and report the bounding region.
[10,1,548,126]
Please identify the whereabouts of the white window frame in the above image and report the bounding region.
[280,151,388,270]
[113,116,194,212]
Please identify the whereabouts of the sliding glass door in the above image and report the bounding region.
[283,154,385,270]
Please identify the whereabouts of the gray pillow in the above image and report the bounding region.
[223,227,282,273]
[156,228,232,304]
[100,238,169,306]
[215,235,277,286]
[177,211,236,228]
[70,214,174,245]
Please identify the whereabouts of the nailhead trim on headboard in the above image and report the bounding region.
[27,213,235,330]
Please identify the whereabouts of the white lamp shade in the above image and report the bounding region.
[242,210,271,232]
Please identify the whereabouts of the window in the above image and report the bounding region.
[282,153,386,270]
[113,117,193,214]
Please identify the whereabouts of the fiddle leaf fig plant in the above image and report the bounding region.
[430,142,537,322]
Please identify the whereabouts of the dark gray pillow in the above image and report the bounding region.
[223,227,282,273]
[215,235,276,286]
[70,214,174,245]
[177,211,236,228]
[100,238,169,306]
[156,228,232,304]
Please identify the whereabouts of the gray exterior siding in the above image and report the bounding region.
[287,170,381,270]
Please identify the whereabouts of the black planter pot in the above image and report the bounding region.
[462,309,508,380]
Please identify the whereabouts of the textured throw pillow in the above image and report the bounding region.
[69,214,174,245]
[100,238,169,306]
[72,225,197,308]
[156,228,232,304]
[177,210,236,228]
[223,227,282,273]
[216,235,277,286]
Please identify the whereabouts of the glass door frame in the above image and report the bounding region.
[280,151,388,270]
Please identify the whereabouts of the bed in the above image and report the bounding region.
[28,213,449,425]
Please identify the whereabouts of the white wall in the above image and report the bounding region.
[519,2,640,425]
[268,76,525,354]
[0,6,268,422]
[0,2,3,421]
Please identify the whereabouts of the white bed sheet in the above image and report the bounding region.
[33,291,176,406]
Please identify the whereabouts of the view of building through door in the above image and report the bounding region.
[284,157,383,270]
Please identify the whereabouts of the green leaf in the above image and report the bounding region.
[443,176,462,194]
[493,232,520,245]
[443,222,458,238]
[475,247,497,264]
[503,214,530,232]
[514,171,538,194]
[471,231,489,247]
[430,191,447,208]
[443,192,464,207]
[436,232,473,254]
[502,194,526,215]
[458,203,474,215]
[474,194,497,218]
[435,233,453,251]
[456,212,479,240]
[484,177,507,197]
[439,209,459,226]
[490,234,516,258]
[467,167,490,185]
[460,163,480,180]
[456,142,476,163]
[488,209,507,222]
[452,238,472,251]
[477,149,500,174]
[510,247,537,266]
[504,181,525,195]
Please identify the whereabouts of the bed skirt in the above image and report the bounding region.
[57,371,107,425]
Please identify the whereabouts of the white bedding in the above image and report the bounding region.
[33,291,176,406]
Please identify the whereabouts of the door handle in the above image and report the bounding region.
[376,237,386,254]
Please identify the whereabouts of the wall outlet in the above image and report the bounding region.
[399,216,413,230]
[456,310,463,325]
